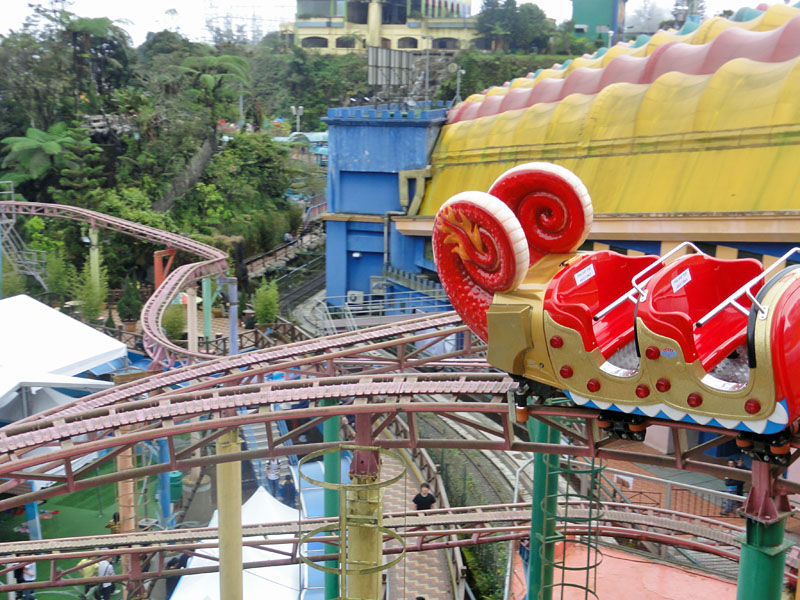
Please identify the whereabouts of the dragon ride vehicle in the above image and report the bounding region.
[432,162,800,464]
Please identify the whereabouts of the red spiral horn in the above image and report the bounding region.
[488,162,593,262]
[432,191,529,341]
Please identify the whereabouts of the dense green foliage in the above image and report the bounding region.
[73,258,109,322]
[162,304,186,340]
[117,278,143,322]
[254,279,279,326]
[436,50,576,102]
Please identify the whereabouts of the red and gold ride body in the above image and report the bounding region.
[432,163,800,458]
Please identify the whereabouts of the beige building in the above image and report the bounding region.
[282,0,480,54]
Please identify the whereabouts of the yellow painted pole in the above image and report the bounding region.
[116,440,136,600]
[216,429,242,600]
[343,474,382,600]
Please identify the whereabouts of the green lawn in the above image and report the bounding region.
[0,461,163,599]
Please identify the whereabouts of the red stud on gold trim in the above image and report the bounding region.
[549,336,564,349]
[635,384,650,399]
[687,393,703,408]
[655,378,671,393]
[745,399,761,415]
[586,379,601,393]
[645,346,660,360]
[559,365,574,379]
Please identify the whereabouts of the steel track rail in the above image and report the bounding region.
[0,501,788,594]
[0,201,229,369]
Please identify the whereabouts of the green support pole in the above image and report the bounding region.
[736,517,791,600]
[527,416,560,600]
[322,398,340,600]
[202,277,213,342]
[89,227,100,290]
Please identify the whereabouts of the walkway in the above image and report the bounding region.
[382,452,454,600]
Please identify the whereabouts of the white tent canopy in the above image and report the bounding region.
[0,294,125,413]
[170,487,302,600]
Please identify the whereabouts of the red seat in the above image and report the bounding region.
[637,254,763,369]
[544,252,661,358]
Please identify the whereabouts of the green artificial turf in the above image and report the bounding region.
[0,460,163,599]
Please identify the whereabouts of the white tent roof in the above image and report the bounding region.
[170,487,302,600]
[0,295,125,407]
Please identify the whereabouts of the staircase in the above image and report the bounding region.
[0,182,48,291]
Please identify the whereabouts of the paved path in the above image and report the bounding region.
[382,452,454,600]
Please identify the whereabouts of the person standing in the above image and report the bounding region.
[412,484,436,512]
[77,557,98,598]
[21,560,36,600]
[96,559,115,600]
[267,459,281,496]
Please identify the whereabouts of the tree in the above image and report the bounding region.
[178,54,251,137]
[1,257,26,299]
[254,279,279,326]
[162,304,186,341]
[49,132,106,209]
[45,248,76,305]
[73,258,109,322]
[628,0,671,33]
[116,277,143,323]
[0,123,77,186]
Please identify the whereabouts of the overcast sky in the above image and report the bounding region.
[3,1,788,47]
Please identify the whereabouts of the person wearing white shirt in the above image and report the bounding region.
[96,559,115,599]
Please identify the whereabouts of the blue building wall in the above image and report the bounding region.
[324,106,447,301]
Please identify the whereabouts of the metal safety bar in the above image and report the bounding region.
[695,246,800,328]
[593,242,705,322]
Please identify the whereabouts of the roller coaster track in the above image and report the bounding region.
[0,501,794,594]
[0,201,229,369]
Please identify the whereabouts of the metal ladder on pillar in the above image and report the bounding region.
[0,181,48,291]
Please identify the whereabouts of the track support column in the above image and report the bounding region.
[202,277,213,342]
[216,428,242,600]
[345,414,382,600]
[322,398,340,600]
[527,414,560,600]
[88,226,100,290]
[736,461,792,600]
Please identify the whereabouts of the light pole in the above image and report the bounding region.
[290,105,304,133]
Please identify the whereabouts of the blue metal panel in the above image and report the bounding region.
[326,221,349,299]
[390,224,423,273]
[340,172,400,214]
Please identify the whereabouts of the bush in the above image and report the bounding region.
[73,259,109,322]
[162,304,186,341]
[45,248,76,305]
[253,279,279,326]
[1,257,26,299]
[117,278,143,322]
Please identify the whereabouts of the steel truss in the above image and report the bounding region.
[0,501,788,594]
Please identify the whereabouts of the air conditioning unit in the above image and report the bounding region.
[370,276,388,295]
[346,290,364,305]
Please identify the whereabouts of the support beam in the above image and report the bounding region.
[737,461,793,600]
[88,226,100,291]
[322,398,340,600]
[187,285,198,353]
[153,248,176,290]
[117,439,136,600]
[527,414,560,600]
[216,429,242,600]
[225,277,238,356]
[202,277,213,342]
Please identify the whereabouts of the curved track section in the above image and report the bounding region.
[14,311,465,425]
[0,201,228,368]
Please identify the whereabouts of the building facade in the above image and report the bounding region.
[572,0,627,45]
[284,0,477,54]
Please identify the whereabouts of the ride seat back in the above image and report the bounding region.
[638,254,763,368]
[544,251,661,357]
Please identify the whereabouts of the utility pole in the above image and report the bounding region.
[291,105,304,133]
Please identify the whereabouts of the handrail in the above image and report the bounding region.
[696,246,800,328]
[593,242,705,322]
